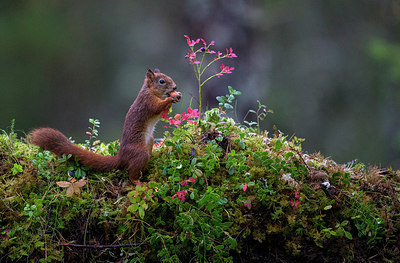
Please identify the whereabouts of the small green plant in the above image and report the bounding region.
[243,100,273,134]
[350,193,387,246]
[32,149,56,179]
[11,163,23,175]
[24,199,43,220]
[1,119,17,153]
[127,185,155,219]
[85,118,100,148]
[320,220,353,240]
[216,86,242,115]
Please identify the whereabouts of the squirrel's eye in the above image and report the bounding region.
[159,79,165,85]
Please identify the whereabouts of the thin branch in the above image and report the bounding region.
[58,242,148,249]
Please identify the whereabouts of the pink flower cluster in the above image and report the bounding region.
[172,190,188,202]
[214,48,238,61]
[163,108,199,128]
[180,176,196,186]
[217,64,235,77]
[290,191,300,209]
[184,35,237,71]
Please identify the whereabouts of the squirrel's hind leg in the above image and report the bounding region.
[127,150,150,185]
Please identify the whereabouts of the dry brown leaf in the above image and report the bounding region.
[56,181,71,188]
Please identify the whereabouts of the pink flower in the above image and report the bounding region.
[242,184,248,191]
[217,64,235,77]
[180,177,196,186]
[188,177,196,183]
[185,51,196,60]
[180,112,189,122]
[243,201,252,210]
[180,178,188,186]
[184,35,200,47]
[294,192,300,199]
[172,190,188,202]
[220,64,234,74]
[226,48,237,58]
[290,199,300,209]
[168,118,181,128]
[162,109,169,119]
[187,108,199,118]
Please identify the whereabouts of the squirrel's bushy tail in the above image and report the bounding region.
[31,128,119,170]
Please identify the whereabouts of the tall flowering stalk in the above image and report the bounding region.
[184,35,237,121]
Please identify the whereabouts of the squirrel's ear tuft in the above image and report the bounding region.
[146,69,155,79]
[154,68,160,73]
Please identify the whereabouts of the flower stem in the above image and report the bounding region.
[198,74,202,122]
[200,74,219,87]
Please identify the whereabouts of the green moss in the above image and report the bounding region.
[0,113,400,262]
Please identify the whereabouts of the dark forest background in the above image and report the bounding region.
[1,0,399,168]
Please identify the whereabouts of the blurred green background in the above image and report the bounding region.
[1,0,399,168]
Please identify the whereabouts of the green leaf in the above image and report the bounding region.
[224,103,233,109]
[165,140,175,146]
[196,162,204,167]
[138,207,145,219]
[240,141,245,149]
[216,96,224,103]
[284,151,294,159]
[226,238,237,249]
[217,198,228,205]
[345,231,353,240]
[127,203,139,213]
[275,140,283,151]
[215,245,224,250]
[194,168,203,177]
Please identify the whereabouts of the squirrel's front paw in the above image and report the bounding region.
[170,91,182,103]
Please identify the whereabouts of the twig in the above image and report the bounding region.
[58,242,148,249]
[160,236,174,263]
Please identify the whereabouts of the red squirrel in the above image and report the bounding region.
[31,69,181,184]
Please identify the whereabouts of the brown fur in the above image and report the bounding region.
[31,69,181,184]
